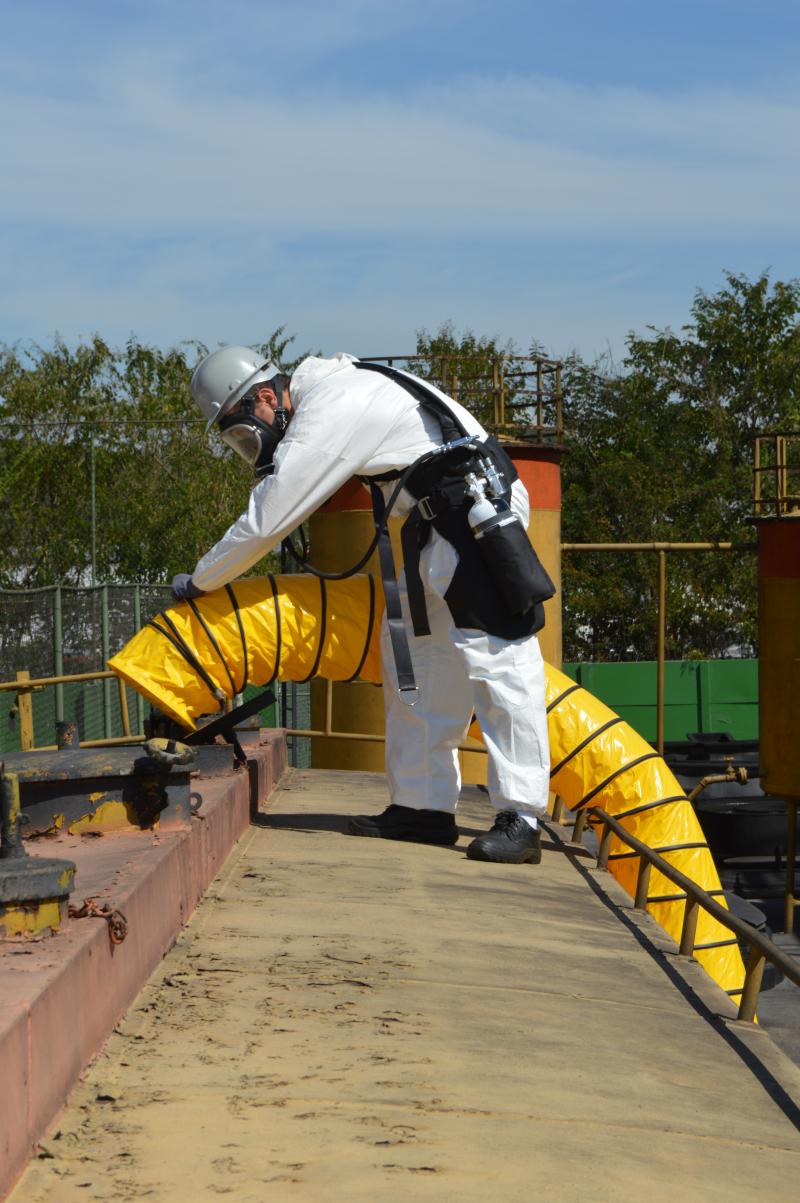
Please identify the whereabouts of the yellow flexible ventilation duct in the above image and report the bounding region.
[109,574,744,999]
[109,574,382,730]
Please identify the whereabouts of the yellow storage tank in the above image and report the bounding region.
[309,444,564,780]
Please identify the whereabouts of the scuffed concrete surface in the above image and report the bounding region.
[1,734,286,1199]
[10,770,800,1202]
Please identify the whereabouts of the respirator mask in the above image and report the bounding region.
[217,376,290,479]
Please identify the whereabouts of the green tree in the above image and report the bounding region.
[0,331,301,587]
[412,322,557,435]
[561,272,800,660]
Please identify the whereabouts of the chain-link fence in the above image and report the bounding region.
[0,585,305,760]
[1,585,168,754]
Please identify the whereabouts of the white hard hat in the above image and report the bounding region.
[191,345,281,432]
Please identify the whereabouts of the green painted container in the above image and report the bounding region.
[561,660,758,744]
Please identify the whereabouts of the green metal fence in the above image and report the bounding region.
[0,585,292,757]
[0,585,170,753]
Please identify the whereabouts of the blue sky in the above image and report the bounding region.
[2,0,799,364]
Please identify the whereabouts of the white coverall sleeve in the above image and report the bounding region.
[509,478,530,526]
[191,365,407,593]
[191,440,365,592]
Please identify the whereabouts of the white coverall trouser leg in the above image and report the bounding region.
[380,569,551,823]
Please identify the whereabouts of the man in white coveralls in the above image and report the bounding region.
[175,346,551,864]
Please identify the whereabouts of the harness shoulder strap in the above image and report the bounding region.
[354,360,481,642]
[353,360,468,443]
[369,483,421,699]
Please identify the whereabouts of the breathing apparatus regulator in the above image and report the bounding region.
[461,456,548,617]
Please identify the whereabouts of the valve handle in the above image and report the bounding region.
[142,737,196,767]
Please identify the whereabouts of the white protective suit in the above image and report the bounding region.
[192,354,550,824]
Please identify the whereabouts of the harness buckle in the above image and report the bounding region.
[418,496,436,521]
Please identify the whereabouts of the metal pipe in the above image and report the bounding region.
[687,765,748,804]
[657,549,666,755]
[101,584,111,740]
[737,946,766,1023]
[634,858,652,910]
[90,435,97,587]
[0,669,121,691]
[53,585,64,724]
[536,360,543,432]
[0,770,26,860]
[134,584,144,735]
[284,727,489,753]
[561,542,757,552]
[785,799,798,934]
[597,821,613,868]
[118,676,131,737]
[778,436,788,516]
[573,810,588,842]
[15,671,35,751]
[325,679,334,735]
[679,898,700,957]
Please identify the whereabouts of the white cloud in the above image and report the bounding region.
[1,9,798,356]
[2,54,798,241]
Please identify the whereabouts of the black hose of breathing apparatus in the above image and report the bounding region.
[280,434,482,580]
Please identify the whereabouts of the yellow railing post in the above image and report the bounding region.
[15,670,35,751]
[656,549,666,755]
[117,676,131,737]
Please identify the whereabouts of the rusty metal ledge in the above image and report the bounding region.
[0,730,288,1199]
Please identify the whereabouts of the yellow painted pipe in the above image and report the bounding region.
[109,574,744,998]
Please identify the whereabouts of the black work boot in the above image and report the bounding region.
[466,810,542,864]
[348,804,458,846]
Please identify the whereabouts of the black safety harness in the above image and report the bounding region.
[352,361,550,641]
[284,361,553,702]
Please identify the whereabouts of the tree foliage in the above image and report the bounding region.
[416,273,800,660]
[0,329,303,586]
[411,321,554,434]
[562,272,800,660]
[3,273,798,662]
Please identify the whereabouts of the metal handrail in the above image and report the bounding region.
[284,679,487,754]
[754,432,800,518]
[6,663,796,1022]
[0,668,137,750]
[0,669,119,690]
[360,353,563,437]
[582,805,800,1022]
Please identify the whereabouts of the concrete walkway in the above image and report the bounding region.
[11,769,800,1202]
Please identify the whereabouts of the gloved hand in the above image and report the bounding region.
[171,573,206,601]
